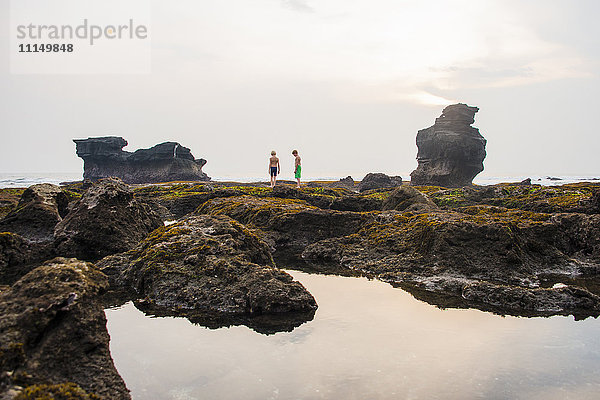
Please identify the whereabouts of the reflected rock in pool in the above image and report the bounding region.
[134,300,316,335]
[97,214,317,333]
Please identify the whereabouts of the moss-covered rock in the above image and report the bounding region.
[196,196,374,261]
[302,207,600,317]
[0,258,129,399]
[416,182,600,214]
[97,215,317,334]
[0,188,25,220]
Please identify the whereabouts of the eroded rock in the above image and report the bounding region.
[97,215,317,333]
[0,184,69,242]
[54,178,163,260]
[410,104,486,187]
[73,136,210,184]
[0,258,130,399]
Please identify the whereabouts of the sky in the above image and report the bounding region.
[1,0,599,181]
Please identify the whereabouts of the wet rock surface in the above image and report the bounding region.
[73,136,210,184]
[97,215,317,334]
[410,103,487,187]
[0,258,130,399]
[54,178,163,261]
[0,232,54,285]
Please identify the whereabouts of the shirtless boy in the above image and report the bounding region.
[292,149,301,188]
[269,151,280,188]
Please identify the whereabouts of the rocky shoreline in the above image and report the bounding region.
[1,176,600,397]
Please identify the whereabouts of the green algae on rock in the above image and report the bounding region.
[97,214,317,334]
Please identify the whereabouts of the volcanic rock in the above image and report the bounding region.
[410,104,486,187]
[97,215,317,333]
[0,232,54,285]
[382,186,438,212]
[54,178,163,260]
[0,184,69,242]
[358,173,400,193]
[73,136,210,184]
[196,196,373,260]
[0,258,129,399]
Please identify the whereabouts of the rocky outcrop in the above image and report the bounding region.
[358,173,401,193]
[302,206,600,317]
[0,258,130,399]
[0,184,69,242]
[97,215,317,333]
[382,186,438,212]
[410,104,486,187]
[73,136,210,184]
[196,196,373,261]
[54,178,163,261]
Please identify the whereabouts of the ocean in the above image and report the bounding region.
[0,172,598,189]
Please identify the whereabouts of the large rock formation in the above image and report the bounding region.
[74,136,210,184]
[410,104,486,187]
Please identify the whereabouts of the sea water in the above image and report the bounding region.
[105,270,600,400]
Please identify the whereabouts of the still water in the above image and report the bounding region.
[105,271,600,400]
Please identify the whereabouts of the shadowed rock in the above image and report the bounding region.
[410,104,486,187]
[0,258,130,399]
[358,173,401,192]
[97,214,317,333]
[54,178,163,261]
[0,184,69,242]
[73,136,210,184]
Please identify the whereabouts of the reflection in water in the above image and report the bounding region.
[105,271,600,400]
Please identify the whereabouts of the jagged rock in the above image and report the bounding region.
[73,136,210,184]
[518,178,532,186]
[0,258,130,399]
[54,178,163,260]
[410,103,486,187]
[0,232,54,285]
[0,184,69,242]
[382,186,438,212]
[358,173,400,192]
[97,215,317,333]
[327,176,356,190]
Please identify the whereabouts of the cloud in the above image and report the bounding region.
[280,0,314,13]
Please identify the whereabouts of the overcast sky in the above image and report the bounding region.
[1,0,599,181]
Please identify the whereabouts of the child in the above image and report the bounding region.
[292,149,301,188]
[269,151,280,188]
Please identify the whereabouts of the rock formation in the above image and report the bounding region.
[0,258,130,399]
[74,136,210,184]
[410,103,486,187]
[358,173,402,192]
[0,184,69,242]
[97,214,317,333]
[54,178,163,261]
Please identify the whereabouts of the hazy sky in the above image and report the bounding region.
[1,0,599,180]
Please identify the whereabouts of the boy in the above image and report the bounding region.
[269,150,280,188]
[292,149,301,188]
